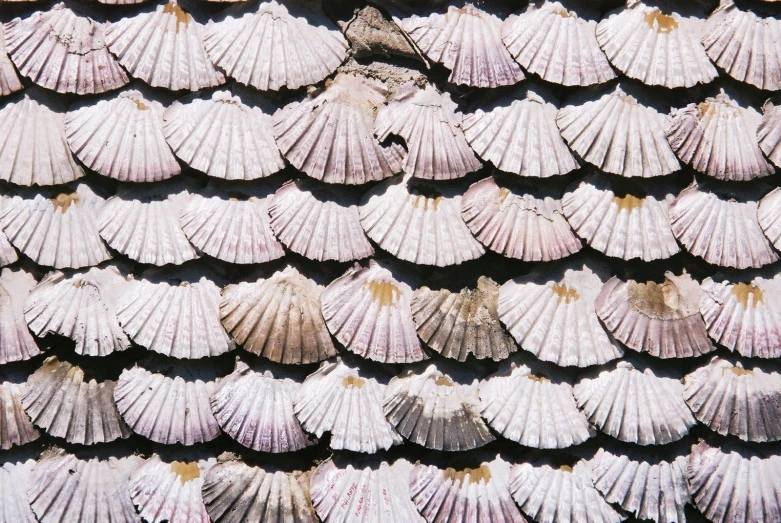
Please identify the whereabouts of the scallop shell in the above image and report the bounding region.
[0,268,40,364]
[310,457,423,523]
[590,448,690,523]
[0,381,39,449]
[478,359,593,449]
[502,1,615,86]
[595,272,714,358]
[0,89,84,186]
[0,31,23,97]
[202,460,316,523]
[374,85,481,181]
[702,0,781,91]
[409,456,525,523]
[398,4,523,88]
[24,266,130,357]
[65,90,180,183]
[211,362,310,453]
[0,184,109,269]
[21,356,129,445]
[0,460,36,523]
[758,100,781,167]
[202,0,348,91]
[0,230,17,267]
[321,261,424,363]
[3,3,128,94]
[666,91,774,180]
[670,182,778,269]
[293,357,400,453]
[574,361,695,445]
[269,179,373,262]
[411,276,517,361]
[461,89,579,177]
[273,74,400,185]
[511,460,624,523]
[758,187,781,249]
[220,265,336,364]
[383,364,494,451]
[556,86,680,177]
[163,90,283,180]
[105,1,224,91]
[498,264,623,367]
[597,1,717,88]
[114,365,220,445]
[359,175,485,266]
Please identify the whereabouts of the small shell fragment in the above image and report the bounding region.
[0,381,39,450]
[0,268,40,364]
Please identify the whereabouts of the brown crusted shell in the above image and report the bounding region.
[0,268,39,364]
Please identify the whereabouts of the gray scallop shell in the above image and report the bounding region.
[758,100,781,167]
[0,31,23,97]
[0,460,36,523]
[0,381,39,450]
[0,268,39,364]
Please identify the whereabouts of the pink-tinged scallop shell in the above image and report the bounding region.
[0,460,36,523]
[0,381,39,450]
[758,187,781,249]
[0,268,39,364]
[758,100,781,167]
[0,230,17,267]
[0,31,23,97]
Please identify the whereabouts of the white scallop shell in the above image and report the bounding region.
[758,100,781,167]
[383,364,494,451]
[0,230,17,267]
[409,456,525,523]
[293,357,400,453]
[0,184,109,269]
[479,359,593,449]
[105,1,224,91]
[359,175,485,266]
[462,176,580,262]
[21,356,129,445]
[597,1,717,88]
[0,268,39,364]
[163,90,283,180]
[574,361,695,445]
[699,275,781,358]
[590,448,690,523]
[374,85,481,181]
[273,74,400,185]
[114,365,220,445]
[220,265,336,364]
[65,90,180,183]
[758,187,781,249]
[3,3,129,94]
[595,272,714,358]
[0,460,36,523]
[399,4,523,88]
[461,89,579,177]
[0,89,84,186]
[24,266,130,357]
[670,182,778,269]
[511,460,624,523]
[498,264,623,367]
[666,91,774,180]
[0,381,39,449]
[310,457,423,523]
[321,261,424,363]
[702,0,781,91]
[269,179,373,262]
[0,31,23,97]
[202,460,316,523]
[211,362,310,453]
[203,0,348,91]
[557,86,680,177]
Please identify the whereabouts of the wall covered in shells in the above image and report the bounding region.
[0,0,780,521]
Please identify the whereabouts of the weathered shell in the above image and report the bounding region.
[220,266,336,364]
[597,1,717,88]
[758,187,781,249]
[502,1,615,86]
[321,261,424,363]
[0,460,36,523]
[383,364,494,451]
[574,361,695,445]
[667,91,774,180]
[24,266,130,357]
[498,264,623,367]
[557,86,680,177]
[66,90,180,183]
[293,357,400,453]
[359,175,485,266]
[211,362,310,452]
[0,268,39,364]
[461,89,579,177]
[21,356,129,445]
[374,85,481,180]
[0,381,39,449]
[0,31,23,97]
[758,100,781,167]
[399,4,523,88]
[114,365,220,445]
[310,457,423,523]
[3,3,128,94]
[0,184,109,269]
[0,229,17,267]
[269,179,373,262]
[105,1,224,91]
[163,90,283,180]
